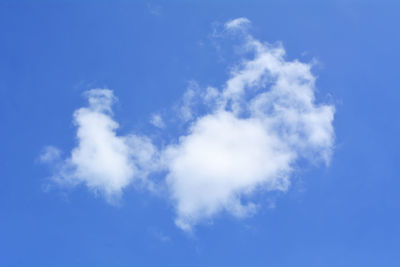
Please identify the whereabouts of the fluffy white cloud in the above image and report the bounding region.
[42,18,335,231]
[162,19,335,230]
[44,89,158,202]
[164,112,294,230]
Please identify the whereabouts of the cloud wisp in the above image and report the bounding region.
[42,18,335,231]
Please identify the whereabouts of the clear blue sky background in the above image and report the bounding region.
[1,1,399,266]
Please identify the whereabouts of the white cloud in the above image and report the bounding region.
[162,18,335,231]
[43,89,158,203]
[42,18,335,231]
[164,111,294,230]
[225,17,251,31]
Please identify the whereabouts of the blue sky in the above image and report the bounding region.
[1,1,400,266]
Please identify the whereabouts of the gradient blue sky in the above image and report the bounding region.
[1,1,400,266]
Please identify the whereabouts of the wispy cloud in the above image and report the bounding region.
[225,17,251,31]
[150,113,165,129]
[147,3,162,16]
[39,146,61,163]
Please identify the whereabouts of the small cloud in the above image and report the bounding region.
[151,229,171,243]
[42,89,159,203]
[225,17,251,31]
[150,114,165,128]
[39,146,61,163]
